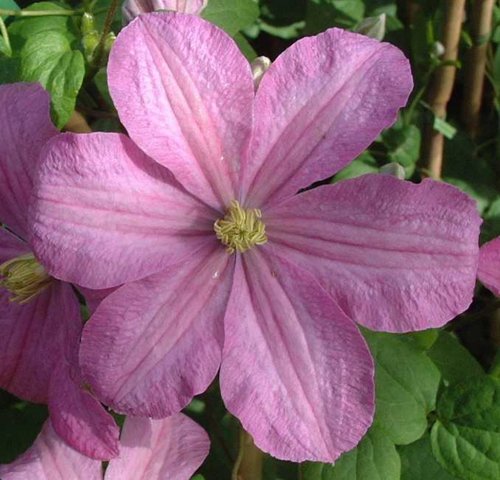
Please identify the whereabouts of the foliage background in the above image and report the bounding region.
[0,0,500,479]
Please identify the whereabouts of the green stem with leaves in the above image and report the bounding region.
[90,0,119,71]
[0,16,11,56]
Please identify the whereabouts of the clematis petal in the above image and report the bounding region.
[478,237,500,296]
[123,0,208,23]
[80,244,233,417]
[108,13,254,210]
[220,251,374,462]
[49,360,120,460]
[0,282,81,403]
[0,421,102,480]
[31,132,216,289]
[0,83,57,238]
[105,415,210,480]
[265,174,481,332]
[0,227,28,263]
[78,286,119,314]
[241,28,412,207]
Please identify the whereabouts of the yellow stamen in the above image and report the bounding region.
[0,253,52,304]
[214,200,268,254]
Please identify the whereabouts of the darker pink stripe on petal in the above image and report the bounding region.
[31,132,215,289]
[242,28,412,207]
[220,252,374,462]
[265,174,481,332]
[108,13,254,210]
[80,243,233,417]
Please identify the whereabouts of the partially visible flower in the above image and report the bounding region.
[0,414,209,480]
[478,237,500,295]
[0,83,119,460]
[122,0,207,23]
[31,14,480,462]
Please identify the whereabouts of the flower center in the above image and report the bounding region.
[0,253,52,304]
[214,200,268,254]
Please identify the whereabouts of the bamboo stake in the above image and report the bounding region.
[423,0,466,179]
[462,0,495,136]
[232,428,263,480]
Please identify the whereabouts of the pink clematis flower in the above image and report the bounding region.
[0,414,209,480]
[122,0,207,23]
[478,237,500,295]
[0,83,119,460]
[31,13,481,461]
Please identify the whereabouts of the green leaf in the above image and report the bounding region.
[427,331,484,385]
[305,0,365,33]
[300,425,400,480]
[7,2,77,48]
[364,330,441,445]
[431,376,500,480]
[381,123,421,177]
[202,0,259,36]
[0,0,19,19]
[332,152,379,182]
[399,434,457,480]
[402,329,439,351]
[17,30,84,127]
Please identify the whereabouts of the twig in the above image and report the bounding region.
[89,0,119,72]
[231,427,263,480]
[423,0,465,179]
[462,0,495,136]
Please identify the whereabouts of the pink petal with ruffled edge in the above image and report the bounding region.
[105,415,209,480]
[0,421,102,480]
[49,359,120,460]
[265,174,481,332]
[0,83,57,238]
[478,237,500,296]
[0,281,81,403]
[31,132,215,289]
[108,13,254,209]
[123,0,207,23]
[241,28,412,207]
[80,244,232,417]
[220,252,374,462]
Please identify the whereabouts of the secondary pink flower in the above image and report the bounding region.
[0,414,209,480]
[0,83,119,460]
[122,0,207,23]
[31,13,481,461]
[478,237,500,295]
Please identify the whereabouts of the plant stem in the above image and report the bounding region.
[90,0,119,71]
[423,0,465,179]
[462,0,495,137]
[0,16,11,56]
[0,8,78,17]
[232,427,263,480]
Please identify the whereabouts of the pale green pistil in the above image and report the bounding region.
[214,200,268,254]
[0,253,51,304]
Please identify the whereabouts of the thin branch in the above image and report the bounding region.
[423,0,466,179]
[462,0,495,136]
[90,0,119,71]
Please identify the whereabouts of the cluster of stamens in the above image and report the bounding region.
[0,253,52,304]
[214,200,268,254]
